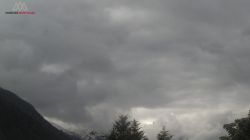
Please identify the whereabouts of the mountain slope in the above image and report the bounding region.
[0,128,7,140]
[0,87,81,140]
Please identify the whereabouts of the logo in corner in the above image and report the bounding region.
[5,1,35,15]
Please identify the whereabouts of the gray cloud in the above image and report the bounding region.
[1,0,250,139]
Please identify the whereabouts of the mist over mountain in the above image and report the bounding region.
[0,87,81,140]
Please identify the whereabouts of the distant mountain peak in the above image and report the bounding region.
[0,87,81,140]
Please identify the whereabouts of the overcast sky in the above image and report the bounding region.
[1,0,250,139]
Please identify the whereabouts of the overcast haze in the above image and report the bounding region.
[1,0,250,139]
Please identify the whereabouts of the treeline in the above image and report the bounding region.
[219,111,250,140]
[107,115,172,140]
[83,110,250,140]
[83,115,172,140]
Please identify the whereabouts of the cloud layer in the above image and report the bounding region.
[1,0,250,139]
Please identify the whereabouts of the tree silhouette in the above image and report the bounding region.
[219,110,250,140]
[130,119,148,140]
[107,115,147,140]
[157,126,173,140]
[108,115,131,140]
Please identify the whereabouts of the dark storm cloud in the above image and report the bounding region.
[1,0,250,139]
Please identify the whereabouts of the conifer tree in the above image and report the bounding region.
[107,115,148,140]
[157,126,173,140]
[219,110,250,140]
[130,119,146,140]
[108,115,131,140]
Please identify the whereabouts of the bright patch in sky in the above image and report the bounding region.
[106,7,148,23]
[141,119,155,125]
[40,64,69,75]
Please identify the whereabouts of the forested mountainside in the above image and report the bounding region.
[0,87,81,140]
